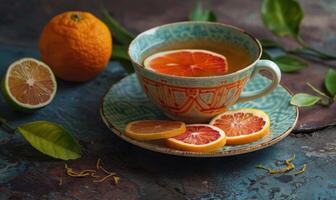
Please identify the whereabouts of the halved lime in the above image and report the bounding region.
[1,58,57,112]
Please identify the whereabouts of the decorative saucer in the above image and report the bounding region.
[100,74,298,157]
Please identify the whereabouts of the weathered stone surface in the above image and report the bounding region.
[0,0,336,199]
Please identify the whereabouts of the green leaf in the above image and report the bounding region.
[306,82,333,106]
[101,7,135,45]
[290,93,321,107]
[112,45,130,61]
[260,39,281,49]
[306,82,332,106]
[18,121,81,160]
[261,0,303,37]
[189,1,217,22]
[273,55,308,73]
[325,69,336,97]
[306,82,330,99]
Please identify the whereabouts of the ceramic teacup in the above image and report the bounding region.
[128,22,281,123]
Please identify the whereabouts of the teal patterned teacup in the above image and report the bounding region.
[128,22,281,123]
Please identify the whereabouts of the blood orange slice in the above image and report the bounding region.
[210,108,270,145]
[125,120,186,141]
[166,124,226,152]
[1,58,57,112]
[144,49,228,77]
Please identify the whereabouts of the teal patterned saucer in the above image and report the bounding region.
[100,74,298,157]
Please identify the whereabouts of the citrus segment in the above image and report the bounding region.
[166,124,226,152]
[210,108,270,145]
[1,58,57,111]
[125,120,186,141]
[144,49,228,77]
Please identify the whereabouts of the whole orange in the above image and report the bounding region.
[39,11,112,82]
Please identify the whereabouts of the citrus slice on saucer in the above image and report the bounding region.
[125,120,186,141]
[1,58,57,112]
[210,108,270,145]
[144,49,228,77]
[166,124,226,152]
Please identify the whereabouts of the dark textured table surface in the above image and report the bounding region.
[0,1,336,199]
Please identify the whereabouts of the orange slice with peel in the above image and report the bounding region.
[166,124,226,152]
[210,108,270,145]
[1,58,57,112]
[125,120,186,141]
[144,49,228,77]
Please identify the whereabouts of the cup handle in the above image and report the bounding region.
[237,59,281,103]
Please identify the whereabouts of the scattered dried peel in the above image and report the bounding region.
[96,158,114,174]
[286,154,296,163]
[62,158,120,184]
[65,164,96,177]
[294,164,307,176]
[95,158,120,183]
[256,154,304,175]
[113,176,120,184]
[94,173,115,183]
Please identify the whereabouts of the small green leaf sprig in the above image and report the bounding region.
[261,0,336,72]
[0,117,81,160]
[291,69,336,107]
[261,0,336,107]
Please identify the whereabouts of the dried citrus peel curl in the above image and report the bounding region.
[63,158,120,184]
[256,154,305,175]
[294,164,307,176]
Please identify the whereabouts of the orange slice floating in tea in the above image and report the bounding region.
[1,58,57,111]
[125,120,186,141]
[210,108,270,145]
[166,124,226,152]
[144,49,228,77]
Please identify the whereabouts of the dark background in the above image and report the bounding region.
[1,0,335,51]
[0,1,336,200]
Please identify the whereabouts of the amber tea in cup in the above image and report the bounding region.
[141,39,253,77]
